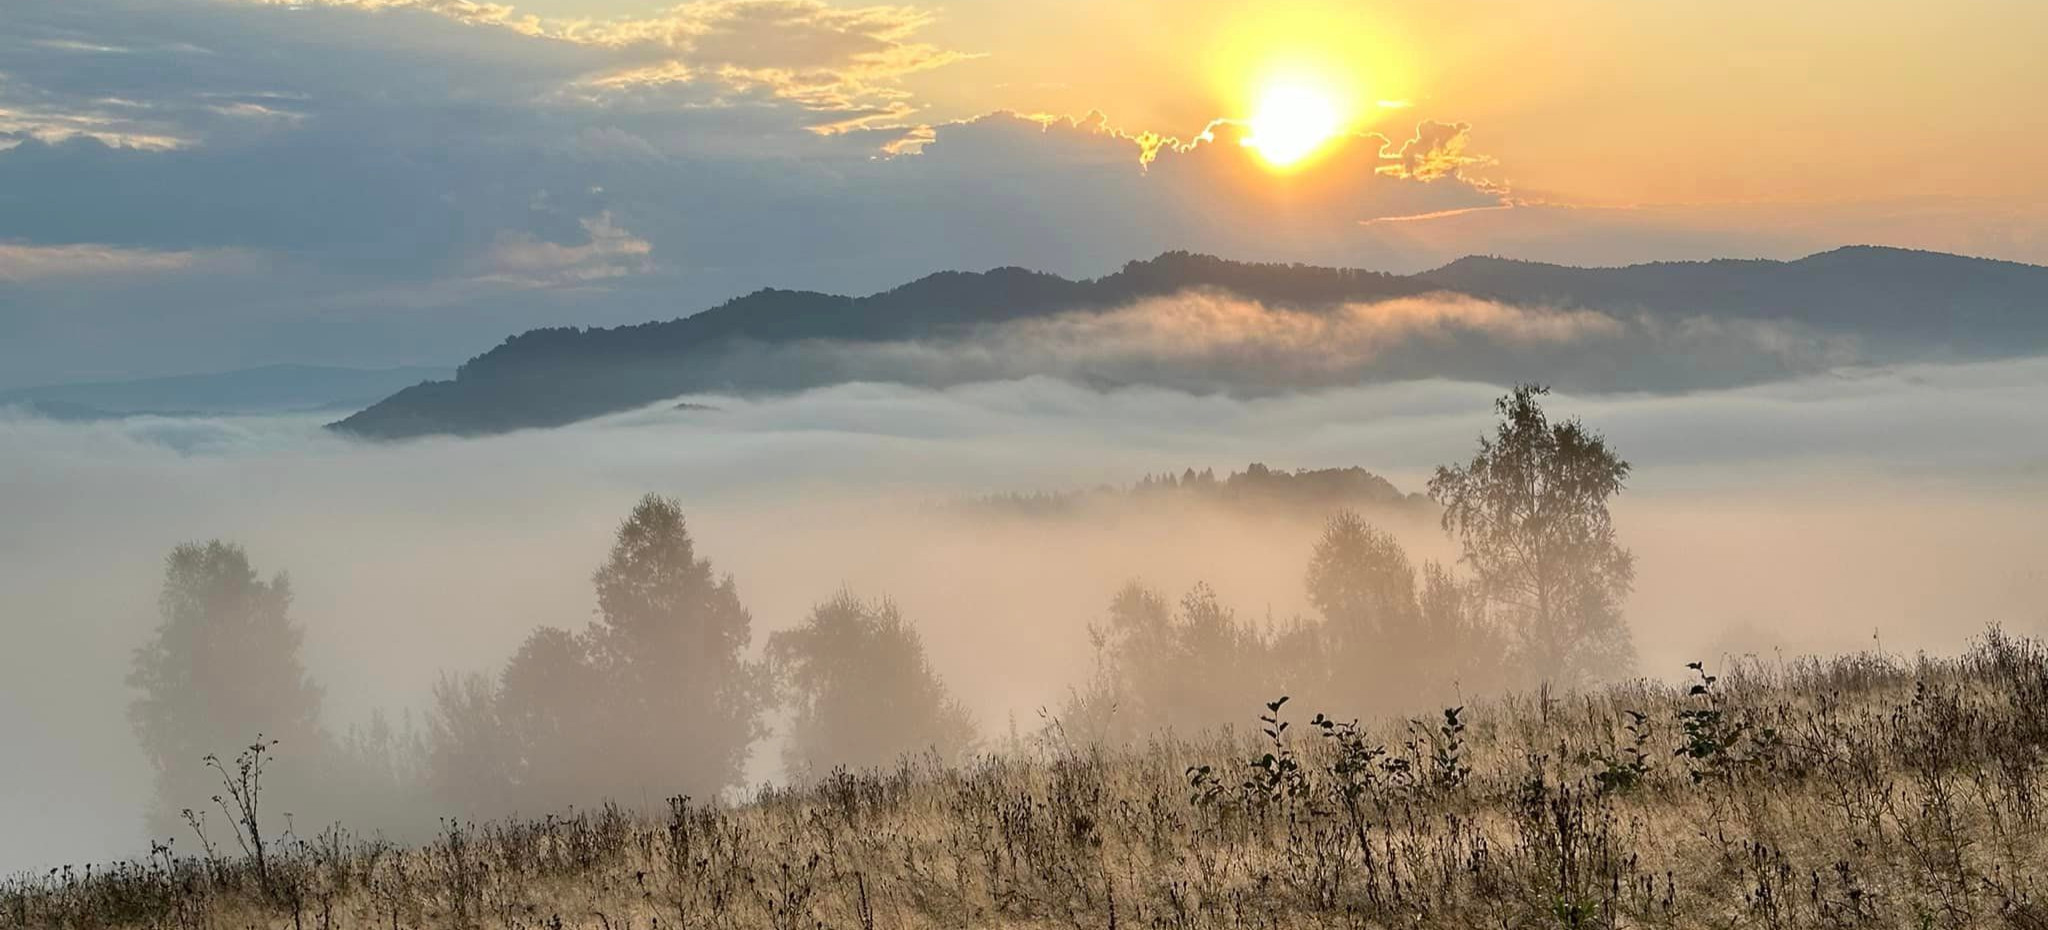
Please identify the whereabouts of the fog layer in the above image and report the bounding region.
[3,360,2046,872]
[695,291,1852,395]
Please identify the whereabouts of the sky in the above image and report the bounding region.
[4,0,2047,387]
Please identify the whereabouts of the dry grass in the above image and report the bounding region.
[14,629,2048,929]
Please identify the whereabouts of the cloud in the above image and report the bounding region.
[238,0,547,33]
[0,87,191,151]
[0,0,608,156]
[1377,120,1492,183]
[601,0,968,114]
[474,211,656,287]
[886,112,1509,266]
[1002,291,1619,361]
[248,0,966,131]
[778,291,1626,392]
[0,242,244,281]
[589,287,1875,398]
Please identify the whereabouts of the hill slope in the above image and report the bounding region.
[10,636,2048,928]
[1418,245,2047,348]
[334,247,2048,438]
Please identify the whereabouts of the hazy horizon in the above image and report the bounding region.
[7,243,2017,396]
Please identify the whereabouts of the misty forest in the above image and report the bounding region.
[9,378,2048,930]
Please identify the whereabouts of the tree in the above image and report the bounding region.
[1164,584,1265,730]
[494,626,607,808]
[419,495,770,814]
[424,672,514,817]
[1427,385,1635,685]
[766,592,976,777]
[1306,511,1423,654]
[424,625,626,817]
[322,707,432,834]
[1061,583,1175,742]
[585,494,769,798]
[128,541,324,837]
[1064,581,1279,741]
[1413,560,1507,699]
[1301,511,1506,709]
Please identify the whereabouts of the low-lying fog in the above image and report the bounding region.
[4,359,2046,873]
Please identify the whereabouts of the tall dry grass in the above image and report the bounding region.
[13,629,2048,929]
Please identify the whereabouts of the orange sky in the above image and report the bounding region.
[875,0,2048,206]
[151,0,2048,209]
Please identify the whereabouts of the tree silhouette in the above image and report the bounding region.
[1306,512,1422,652]
[1413,560,1507,699]
[419,496,769,814]
[585,494,769,798]
[424,671,513,817]
[495,626,605,808]
[767,592,976,778]
[1427,385,1635,685]
[127,541,324,837]
[1066,582,1277,741]
[1303,511,1506,707]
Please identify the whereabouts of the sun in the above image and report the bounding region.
[1243,80,1345,169]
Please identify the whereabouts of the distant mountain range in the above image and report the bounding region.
[332,247,2048,439]
[0,364,453,420]
[1417,246,2046,348]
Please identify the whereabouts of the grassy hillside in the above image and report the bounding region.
[13,631,2048,929]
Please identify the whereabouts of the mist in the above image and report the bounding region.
[738,290,1865,393]
[3,359,2046,874]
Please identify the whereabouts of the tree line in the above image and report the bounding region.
[126,385,1634,842]
[963,462,1431,520]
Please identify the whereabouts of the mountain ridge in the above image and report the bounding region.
[334,247,2048,439]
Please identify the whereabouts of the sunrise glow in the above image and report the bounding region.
[1242,80,1346,169]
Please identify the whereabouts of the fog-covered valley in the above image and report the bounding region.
[5,360,2045,874]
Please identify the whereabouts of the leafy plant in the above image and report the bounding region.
[1428,706,1471,792]
[1592,710,1654,794]
[1675,662,1752,783]
[1242,696,1310,806]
